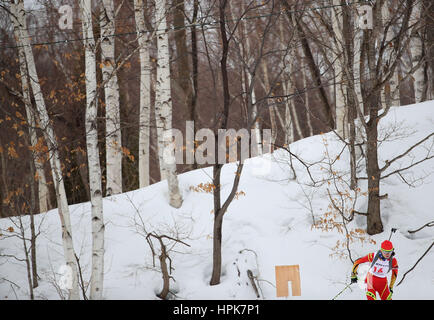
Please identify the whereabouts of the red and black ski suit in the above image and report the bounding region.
[351,252,398,300]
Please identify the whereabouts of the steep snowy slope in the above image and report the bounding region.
[1,101,433,300]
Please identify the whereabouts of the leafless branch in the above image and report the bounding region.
[397,240,434,286]
[408,221,434,234]
[380,132,434,173]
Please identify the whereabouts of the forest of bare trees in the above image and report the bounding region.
[0,0,433,299]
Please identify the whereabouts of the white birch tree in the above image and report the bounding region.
[381,0,401,108]
[352,7,364,116]
[80,0,105,299]
[11,8,50,214]
[100,0,122,196]
[9,0,80,299]
[409,0,425,103]
[353,7,365,161]
[134,0,152,188]
[331,0,347,138]
[155,0,183,208]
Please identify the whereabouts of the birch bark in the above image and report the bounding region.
[80,0,105,299]
[353,24,363,115]
[410,1,426,103]
[155,0,183,208]
[10,0,79,299]
[331,0,347,138]
[11,7,50,214]
[101,0,122,195]
[134,0,152,188]
[381,1,400,107]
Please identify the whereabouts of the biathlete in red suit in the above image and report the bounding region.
[351,240,398,300]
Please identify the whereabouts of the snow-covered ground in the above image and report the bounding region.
[1,101,433,300]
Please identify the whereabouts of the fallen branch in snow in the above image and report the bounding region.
[0,277,21,290]
[238,249,263,298]
[408,221,434,234]
[256,278,276,289]
[247,270,260,298]
[397,241,434,287]
[10,284,19,300]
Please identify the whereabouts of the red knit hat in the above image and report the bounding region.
[381,240,394,251]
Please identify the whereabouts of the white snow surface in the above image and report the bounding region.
[1,101,433,300]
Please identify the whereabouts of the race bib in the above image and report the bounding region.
[369,258,390,278]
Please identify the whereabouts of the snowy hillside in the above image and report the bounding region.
[1,101,434,300]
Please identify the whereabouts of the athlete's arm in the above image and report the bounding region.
[389,258,398,289]
[351,252,375,278]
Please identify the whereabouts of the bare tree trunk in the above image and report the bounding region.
[80,0,104,299]
[155,0,183,208]
[173,0,197,169]
[353,11,365,163]
[229,1,262,155]
[11,2,50,214]
[288,3,335,130]
[10,0,80,300]
[260,60,278,147]
[101,0,122,196]
[243,20,262,155]
[210,208,223,285]
[173,0,198,169]
[354,27,364,116]
[365,28,383,234]
[75,144,90,199]
[157,241,170,299]
[134,0,152,188]
[409,0,426,103]
[424,0,434,100]
[342,2,358,190]
[364,4,383,235]
[297,46,313,137]
[191,0,199,131]
[287,14,303,141]
[210,0,245,286]
[28,162,39,288]
[366,117,383,235]
[331,0,347,138]
[278,15,294,145]
[17,214,34,299]
[381,1,401,107]
[173,0,193,116]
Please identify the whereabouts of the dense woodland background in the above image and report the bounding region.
[0,0,431,215]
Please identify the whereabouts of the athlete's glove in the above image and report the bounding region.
[387,288,394,300]
[350,275,358,284]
